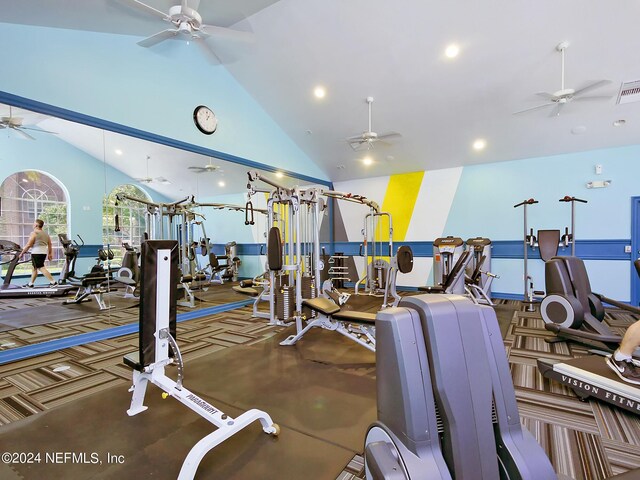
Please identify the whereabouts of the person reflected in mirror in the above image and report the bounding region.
[19,219,57,287]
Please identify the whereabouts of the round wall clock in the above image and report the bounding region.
[193,105,218,135]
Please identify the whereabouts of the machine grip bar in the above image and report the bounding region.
[559,196,588,203]
[513,198,538,208]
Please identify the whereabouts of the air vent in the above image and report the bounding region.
[617,80,640,104]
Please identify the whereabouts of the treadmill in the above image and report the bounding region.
[0,240,73,298]
[538,356,640,415]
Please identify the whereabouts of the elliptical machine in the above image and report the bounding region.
[58,233,83,284]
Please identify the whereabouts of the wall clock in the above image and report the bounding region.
[193,105,217,135]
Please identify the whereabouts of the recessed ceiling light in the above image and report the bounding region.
[314,86,326,99]
[472,138,486,151]
[275,172,284,178]
[115,149,123,156]
[613,119,626,127]
[218,181,226,187]
[445,44,460,58]
[362,156,373,166]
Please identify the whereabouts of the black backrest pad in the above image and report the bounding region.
[443,250,471,288]
[470,255,486,283]
[562,256,593,310]
[545,258,573,296]
[139,240,179,368]
[267,226,283,271]
[397,245,414,274]
[537,229,560,262]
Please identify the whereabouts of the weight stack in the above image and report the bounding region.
[276,285,295,322]
[301,275,316,320]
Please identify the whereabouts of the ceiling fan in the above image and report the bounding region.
[514,42,612,117]
[124,0,252,62]
[0,106,57,140]
[346,97,401,150]
[135,155,170,184]
[188,158,223,174]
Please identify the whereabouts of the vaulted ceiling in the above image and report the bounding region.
[3,0,640,186]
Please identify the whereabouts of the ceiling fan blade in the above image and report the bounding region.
[19,126,58,134]
[376,132,402,140]
[189,0,201,11]
[573,79,611,97]
[346,134,366,142]
[138,29,179,48]
[194,37,222,64]
[188,166,207,173]
[127,0,170,20]
[11,127,35,140]
[535,92,557,101]
[348,141,369,151]
[200,24,254,43]
[549,103,564,117]
[512,103,555,115]
[573,95,613,102]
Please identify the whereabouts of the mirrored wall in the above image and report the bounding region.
[0,98,325,342]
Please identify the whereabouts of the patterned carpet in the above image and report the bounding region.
[1,296,640,479]
[336,300,640,480]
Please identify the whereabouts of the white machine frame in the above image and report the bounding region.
[125,244,278,479]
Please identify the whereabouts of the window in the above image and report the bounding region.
[0,171,69,274]
[103,185,151,265]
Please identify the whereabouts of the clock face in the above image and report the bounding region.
[193,106,217,135]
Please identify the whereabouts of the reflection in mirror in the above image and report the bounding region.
[0,100,318,349]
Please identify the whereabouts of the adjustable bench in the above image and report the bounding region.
[280,296,378,351]
[64,273,137,310]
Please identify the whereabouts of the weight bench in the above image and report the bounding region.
[64,273,137,310]
[280,296,378,351]
[123,240,278,480]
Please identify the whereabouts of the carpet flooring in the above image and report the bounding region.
[0,296,639,479]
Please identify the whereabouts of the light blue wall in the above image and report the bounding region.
[0,22,328,181]
[445,145,640,300]
[0,132,171,276]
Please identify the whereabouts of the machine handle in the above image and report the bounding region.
[245,200,255,225]
[513,198,538,208]
[114,214,120,232]
[559,195,588,204]
[359,243,364,256]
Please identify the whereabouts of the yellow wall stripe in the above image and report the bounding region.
[378,171,425,242]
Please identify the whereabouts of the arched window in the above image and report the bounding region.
[103,185,151,264]
[0,171,69,273]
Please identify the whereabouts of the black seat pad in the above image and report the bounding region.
[123,351,143,371]
[69,275,107,287]
[302,297,341,316]
[418,285,446,293]
[332,310,377,324]
[232,286,260,297]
